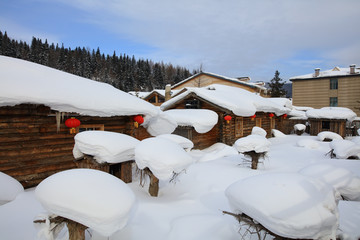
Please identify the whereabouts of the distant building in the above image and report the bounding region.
[290,65,360,116]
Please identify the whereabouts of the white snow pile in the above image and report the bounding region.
[351,136,360,145]
[271,129,286,138]
[251,126,267,137]
[233,134,271,153]
[296,139,320,149]
[134,137,194,180]
[72,131,140,164]
[288,109,307,118]
[156,134,194,151]
[225,173,339,240]
[164,109,218,133]
[330,139,360,159]
[306,107,357,121]
[143,110,177,136]
[0,172,24,205]
[299,163,360,201]
[267,98,292,109]
[35,169,136,237]
[318,131,343,141]
[190,143,238,162]
[0,56,158,117]
[294,123,306,131]
[161,84,289,117]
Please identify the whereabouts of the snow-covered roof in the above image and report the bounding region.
[129,89,181,100]
[0,56,158,117]
[164,109,218,133]
[161,84,289,117]
[172,71,266,90]
[290,66,360,80]
[306,107,357,121]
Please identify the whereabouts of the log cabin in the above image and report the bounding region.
[161,84,289,149]
[0,56,172,188]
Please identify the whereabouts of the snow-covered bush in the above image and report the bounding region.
[35,169,136,237]
[318,131,343,142]
[156,134,194,151]
[294,124,306,135]
[271,129,286,138]
[329,139,360,159]
[225,173,339,240]
[299,163,360,201]
[251,126,267,137]
[0,172,24,205]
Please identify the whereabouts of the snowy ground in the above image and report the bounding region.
[1,134,360,240]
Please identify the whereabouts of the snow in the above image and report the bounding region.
[297,139,320,149]
[306,107,357,121]
[290,66,359,80]
[164,109,218,133]
[318,131,343,141]
[251,126,267,137]
[225,172,339,239]
[299,163,360,201]
[72,131,140,163]
[330,139,360,159]
[35,169,136,237]
[0,56,158,117]
[1,135,360,240]
[271,129,286,138]
[233,134,271,153]
[134,137,194,180]
[143,110,177,136]
[190,143,238,162]
[0,172,24,205]
[294,123,306,131]
[156,134,194,151]
[161,84,289,117]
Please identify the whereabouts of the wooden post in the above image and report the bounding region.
[120,161,133,183]
[67,219,87,240]
[149,172,159,197]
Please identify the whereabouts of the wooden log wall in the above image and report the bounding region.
[0,104,150,188]
[308,118,346,138]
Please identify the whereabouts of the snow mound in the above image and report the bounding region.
[271,129,286,138]
[134,138,194,180]
[318,131,343,141]
[299,163,360,201]
[251,126,267,137]
[156,134,194,151]
[297,139,320,149]
[191,143,238,162]
[144,110,177,136]
[164,109,218,133]
[73,131,140,163]
[351,136,360,145]
[294,123,306,131]
[0,172,24,205]
[306,107,357,121]
[225,173,339,240]
[233,135,271,153]
[35,169,136,237]
[330,139,360,159]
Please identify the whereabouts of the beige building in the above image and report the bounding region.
[171,72,268,96]
[290,65,360,116]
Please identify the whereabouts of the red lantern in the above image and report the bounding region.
[250,114,256,121]
[65,117,81,134]
[133,115,144,128]
[224,115,232,124]
[268,113,274,118]
[282,114,287,119]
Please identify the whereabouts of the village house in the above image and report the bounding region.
[161,84,289,149]
[290,65,360,116]
[171,71,268,96]
[129,86,180,106]
[0,56,175,188]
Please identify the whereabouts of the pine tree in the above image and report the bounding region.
[268,70,287,97]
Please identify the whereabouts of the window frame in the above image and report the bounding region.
[330,78,338,90]
[329,97,338,107]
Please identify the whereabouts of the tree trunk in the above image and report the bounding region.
[149,172,159,197]
[67,219,87,240]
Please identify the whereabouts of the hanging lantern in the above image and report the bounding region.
[250,114,256,121]
[65,117,81,134]
[282,114,287,119]
[224,115,232,124]
[268,113,274,119]
[133,115,144,128]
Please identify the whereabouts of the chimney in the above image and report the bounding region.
[165,84,171,101]
[314,68,320,77]
[350,64,356,74]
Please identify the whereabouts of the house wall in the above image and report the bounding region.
[308,118,347,137]
[0,104,151,188]
[292,75,360,116]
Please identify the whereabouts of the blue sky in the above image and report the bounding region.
[1,0,359,83]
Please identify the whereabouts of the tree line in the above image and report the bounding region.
[0,30,194,92]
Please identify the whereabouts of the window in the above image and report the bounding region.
[330,78,338,90]
[330,97,338,107]
[185,99,201,109]
[322,121,330,130]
